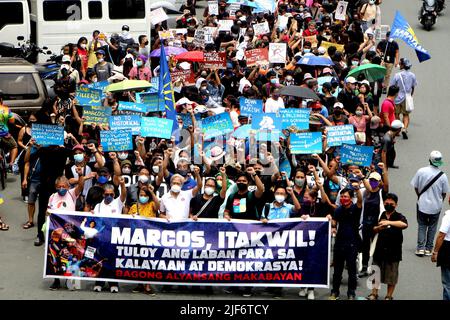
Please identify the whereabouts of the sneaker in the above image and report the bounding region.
[66,279,81,291]
[307,290,315,300]
[110,286,119,293]
[328,293,339,300]
[415,249,425,257]
[424,250,433,256]
[23,196,29,204]
[34,237,44,246]
[401,131,408,140]
[93,285,102,292]
[144,286,156,296]
[298,288,307,297]
[49,280,61,291]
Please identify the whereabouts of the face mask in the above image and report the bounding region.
[97,176,108,184]
[122,167,131,175]
[334,109,342,115]
[204,187,215,196]
[201,86,207,90]
[270,78,279,84]
[139,196,149,204]
[275,195,285,203]
[57,188,68,196]
[177,169,189,177]
[104,195,114,204]
[304,49,311,53]
[295,178,305,187]
[74,154,84,163]
[286,76,293,81]
[356,110,364,116]
[98,58,104,63]
[92,78,98,83]
[152,166,160,174]
[144,41,149,46]
[369,0,375,4]
[117,152,128,160]
[384,204,395,212]
[171,185,181,193]
[340,198,352,207]
[369,180,380,189]
[138,175,149,184]
[122,31,129,36]
[136,61,143,67]
[352,61,359,66]
[80,43,87,49]
[237,183,248,191]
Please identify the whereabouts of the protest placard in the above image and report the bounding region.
[279,159,292,178]
[31,124,64,146]
[139,93,165,112]
[228,3,241,17]
[326,125,356,147]
[218,20,234,31]
[341,144,374,167]
[86,80,109,94]
[280,108,311,130]
[269,43,287,64]
[208,1,219,15]
[75,87,102,106]
[203,27,218,44]
[171,69,195,86]
[254,22,270,36]
[45,212,330,287]
[278,15,289,31]
[375,25,390,41]
[118,102,148,114]
[140,117,174,139]
[158,30,175,40]
[232,124,252,140]
[202,52,226,70]
[194,28,205,47]
[149,7,169,25]
[239,98,263,116]
[245,48,269,67]
[202,113,234,140]
[100,129,133,152]
[290,132,323,154]
[178,113,202,129]
[82,106,112,126]
[109,115,141,135]
[251,113,282,131]
[321,41,345,54]
[303,35,318,48]
[335,1,348,21]
[257,130,280,142]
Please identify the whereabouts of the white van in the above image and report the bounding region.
[0,0,31,47]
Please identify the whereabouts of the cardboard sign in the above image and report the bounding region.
[269,43,287,64]
[245,48,269,67]
[202,113,234,140]
[218,20,234,31]
[254,22,270,36]
[321,41,345,54]
[228,3,241,17]
[303,35,318,48]
[109,115,141,135]
[202,51,226,70]
[279,108,310,130]
[75,87,102,106]
[239,98,263,117]
[31,124,64,146]
[326,125,356,147]
[171,69,195,86]
[194,28,205,47]
[335,1,348,21]
[118,102,148,114]
[208,1,219,15]
[83,105,112,126]
[100,129,133,152]
[149,7,169,25]
[140,117,174,139]
[341,144,374,167]
[290,132,323,154]
[204,27,218,44]
[251,113,282,131]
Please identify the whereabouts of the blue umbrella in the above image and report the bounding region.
[297,55,334,66]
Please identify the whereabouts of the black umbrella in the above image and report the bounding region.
[278,86,319,100]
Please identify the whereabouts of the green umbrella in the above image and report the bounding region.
[105,80,153,93]
[346,64,387,82]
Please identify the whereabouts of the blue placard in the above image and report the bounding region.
[109,115,141,135]
[340,144,374,167]
[290,132,323,154]
[83,105,112,126]
[31,124,64,146]
[139,93,165,112]
[256,129,280,141]
[118,102,148,114]
[232,124,252,139]
[100,129,133,152]
[75,87,102,106]
[202,113,234,140]
[279,159,292,178]
[251,113,282,131]
[140,117,174,139]
[178,113,202,129]
[280,108,311,130]
[239,97,263,117]
[326,125,356,147]
[87,80,109,94]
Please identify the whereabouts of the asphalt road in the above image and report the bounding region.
[0,0,447,300]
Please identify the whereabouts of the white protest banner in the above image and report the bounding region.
[194,28,205,47]
[254,22,270,36]
[228,3,241,17]
[278,15,289,31]
[204,27,218,44]
[218,20,234,31]
[208,0,219,15]
[269,43,287,64]
[149,7,169,25]
[335,1,348,21]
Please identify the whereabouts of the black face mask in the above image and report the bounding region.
[177,169,189,177]
[385,204,395,212]
[334,109,342,115]
[237,183,248,191]
[144,41,149,46]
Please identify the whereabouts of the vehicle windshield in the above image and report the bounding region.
[0,73,39,100]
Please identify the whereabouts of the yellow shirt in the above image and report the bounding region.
[87,41,99,69]
[127,202,157,218]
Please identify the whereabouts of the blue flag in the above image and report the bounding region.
[390,11,431,62]
[158,44,177,135]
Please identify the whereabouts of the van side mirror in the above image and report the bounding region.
[17,36,24,41]
[43,46,48,50]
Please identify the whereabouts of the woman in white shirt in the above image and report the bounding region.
[264,90,285,114]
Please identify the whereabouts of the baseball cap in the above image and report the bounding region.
[322,67,332,74]
[121,160,132,168]
[390,119,404,130]
[62,55,71,63]
[348,173,360,182]
[430,150,444,167]
[122,25,130,31]
[370,116,381,129]
[333,102,344,109]
[96,49,106,55]
[72,144,85,152]
[401,58,412,69]
[311,101,322,110]
[368,171,382,181]
[346,76,357,84]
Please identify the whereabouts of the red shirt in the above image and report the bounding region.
[381,98,395,126]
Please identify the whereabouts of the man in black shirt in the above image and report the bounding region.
[337,77,359,115]
[376,32,399,93]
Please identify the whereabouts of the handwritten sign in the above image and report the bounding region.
[100,129,133,152]
[326,125,356,147]
[341,144,374,167]
[158,30,175,40]
[75,87,102,106]
[139,93,165,112]
[204,27,218,44]
[280,108,311,130]
[194,28,205,48]
[375,25,390,41]
[202,113,234,140]
[171,69,195,86]
[86,80,109,94]
[251,113,282,131]
[208,1,219,15]
[31,124,64,146]
[83,106,112,126]
[149,7,169,25]
[335,1,348,21]
[254,22,270,36]
[278,15,289,31]
[269,43,287,64]
[239,98,263,116]
[218,20,234,31]
[245,48,269,67]
[109,115,141,135]
[290,132,323,154]
[140,117,174,139]
[202,52,226,70]
[118,102,148,114]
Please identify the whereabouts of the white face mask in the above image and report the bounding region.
[369,0,375,4]
[98,58,104,63]
[122,168,131,175]
[122,30,129,36]
[171,185,181,193]
[356,110,364,116]
[204,187,215,196]
[138,175,149,184]
[152,166,160,174]
[275,195,285,203]
[80,43,87,49]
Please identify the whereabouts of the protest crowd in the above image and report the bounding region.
[1,0,449,301]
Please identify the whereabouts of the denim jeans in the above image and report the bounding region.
[416,210,440,251]
[442,266,450,301]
